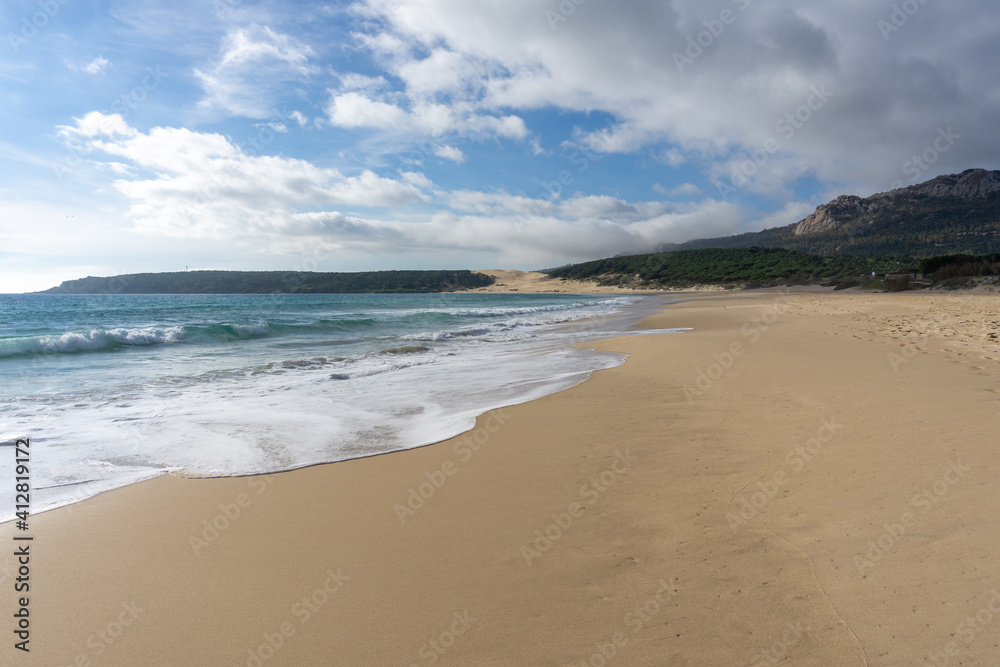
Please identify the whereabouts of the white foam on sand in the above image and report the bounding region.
[0,296,682,520]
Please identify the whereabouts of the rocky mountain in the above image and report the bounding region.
[792,195,873,236]
[881,168,1000,199]
[793,169,1000,237]
[664,169,1000,257]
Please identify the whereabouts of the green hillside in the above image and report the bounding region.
[546,247,915,288]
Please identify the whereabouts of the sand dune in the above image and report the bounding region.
[471,269,661,293]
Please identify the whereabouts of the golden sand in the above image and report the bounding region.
[2,290,999,665]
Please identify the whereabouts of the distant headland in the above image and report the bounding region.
[39,270,496,294]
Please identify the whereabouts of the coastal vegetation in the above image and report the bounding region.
[547,247,1000,290]
[545,247,916,288]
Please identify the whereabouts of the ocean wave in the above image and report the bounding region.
[397,301,630,342]
[0,296,638,361]
[386,298,634,320]
[0,327,186,359]
[381,344,432,355]
[0,321,281,359]
[192,322,271,340]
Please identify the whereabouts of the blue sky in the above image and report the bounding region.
[2,0,999,292]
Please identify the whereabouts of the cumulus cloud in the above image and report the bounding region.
[345,0,1000,194]
[57,111,137,140]
[195,24,319,118]
[325,90,528,140]
[24,0,1000,290]
[57,113,429,237]
[324,10,535,144]
[84,56,110,75]
[326,91,410,129]
[56,112,739,266]
[433,145,465,163]
[256,121,288,133]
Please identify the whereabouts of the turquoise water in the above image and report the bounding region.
[0,292,673,518]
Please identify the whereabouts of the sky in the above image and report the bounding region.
[1,0,999,292]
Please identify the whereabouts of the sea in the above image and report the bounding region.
[0,292,681,520]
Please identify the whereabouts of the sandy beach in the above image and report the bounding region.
[471,269,640,293]
[3,289,1000,665]
[471,269,730,294]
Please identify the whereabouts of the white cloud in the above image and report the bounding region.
[433,144,465,163]
[400,196,742,266]
[345,0,1000,194]
[400,171,435,189]
[439,189,742,262]
[338,73,389,92]
[325,14,534,145]
[326,92,410,129]
[217,26,314,72]
[58,113,430,239]
[56,112,739,267]
[84,56,110,75]
[661,148,686,167]
[709,152,815,201]
[195,24,318,118]
[748,201,818,232]
[57,111,137,140]
[256,121,288,133]
[325,90,528,140]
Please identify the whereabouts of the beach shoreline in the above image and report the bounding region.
[3,289,999,665]
[0,291,654,523]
